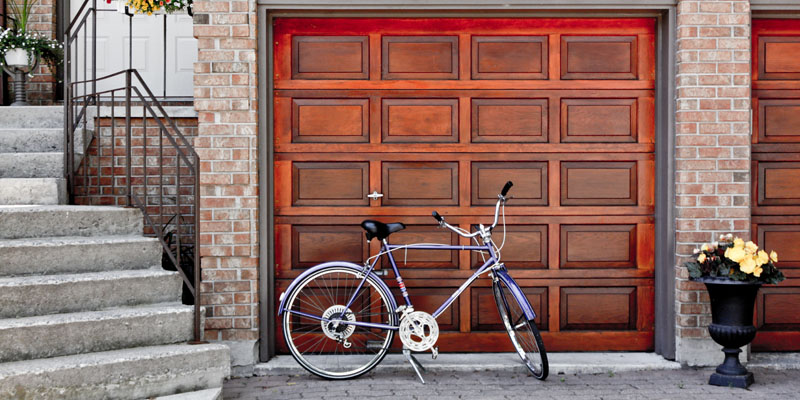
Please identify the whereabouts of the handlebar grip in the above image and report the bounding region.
[501,181,513,197]
[432,211,443,223]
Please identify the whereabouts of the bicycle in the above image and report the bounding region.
[278,181,548,383]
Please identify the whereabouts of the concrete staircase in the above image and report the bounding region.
[0,107,229,399]
[0,107,67,205]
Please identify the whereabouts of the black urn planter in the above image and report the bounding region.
[694,277,761,389]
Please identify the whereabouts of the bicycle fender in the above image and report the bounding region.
[277,261,398,315]
[495,269,537,321]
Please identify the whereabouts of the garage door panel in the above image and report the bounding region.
[756,224,800,268]
[758,36,800,81]
[471,162,548,206]
[471,225,548,269]
[561,161,637,206]
[290,225,367,269]
[382,162,459,206]
[757,162,800,206]
[471,98,548,143]
[758,287,800,330]
[382,36,459,80]
[560,224,636,269]
[290,162,369,206]
[291,99,370,143]
[561,98,637,143]
[292,36,369,80]
[560,36,638,80]
[471,36,548,80]
[381,225,459,269]
[560,287,637,330]
[471,286,548,330]
[756,98,800,143]
[382,99,459,143]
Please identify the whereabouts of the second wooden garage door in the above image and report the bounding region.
[751,19,800,351]
[273,18,656,352]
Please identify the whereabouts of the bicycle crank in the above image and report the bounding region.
[399,311,439,352]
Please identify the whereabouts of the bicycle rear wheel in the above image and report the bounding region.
[282,266,397,379]
[493,278,549,380]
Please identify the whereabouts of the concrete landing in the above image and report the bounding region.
[255,352,681,376]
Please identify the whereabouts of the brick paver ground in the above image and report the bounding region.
[223,367,800,399]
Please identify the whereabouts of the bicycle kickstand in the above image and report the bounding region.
[403,347,426,384]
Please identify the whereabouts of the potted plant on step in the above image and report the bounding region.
[684,234,785,388]
[0,0,62,106]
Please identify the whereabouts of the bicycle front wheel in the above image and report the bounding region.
[493,278,549,380]
[282,266,397,379]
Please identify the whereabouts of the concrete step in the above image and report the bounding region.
[0,235,161,276]
[0,343,230,400]
[0,128,62,153]
[0,302,194,362]
[0,152,62,178]
[0,269,182,318]
[0,106,63,129]
[0,178,66,205]
[0,205,143,239]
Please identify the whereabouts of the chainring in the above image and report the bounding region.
[399,311,439,352]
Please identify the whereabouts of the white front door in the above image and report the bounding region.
[69,1,196,98]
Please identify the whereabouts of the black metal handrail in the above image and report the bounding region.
[64,1,202,342]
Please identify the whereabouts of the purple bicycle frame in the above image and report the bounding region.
[281,238,536,332]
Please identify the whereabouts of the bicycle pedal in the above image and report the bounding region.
[431,346,438,360]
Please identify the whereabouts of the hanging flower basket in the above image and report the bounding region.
[112,0,192,16]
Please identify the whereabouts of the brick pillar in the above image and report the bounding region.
[674,0,752,365]
[192,0,260,370]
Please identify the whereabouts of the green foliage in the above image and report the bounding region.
[6,0,36,33]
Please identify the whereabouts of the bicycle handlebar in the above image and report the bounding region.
[432,181,512,238]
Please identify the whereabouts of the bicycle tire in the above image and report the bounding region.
[282,265,397,379]
[493,278,549,380]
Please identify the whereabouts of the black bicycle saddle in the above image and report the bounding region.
[360,220,406,241]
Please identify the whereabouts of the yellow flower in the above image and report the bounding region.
[739,256,756,274]
[733,237,744,249]
[745,241,759,254]
[701,243,713,252]
[770,251,779,263]
[698,253,707,263]
[756,250,770,267]
[725,246,747,263]
[754,264,763,277]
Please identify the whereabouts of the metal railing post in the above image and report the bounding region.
[125,70,132,206]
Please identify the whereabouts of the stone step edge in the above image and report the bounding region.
[0,302,190,330]
[0,234,159,249]
[0,343,230,399]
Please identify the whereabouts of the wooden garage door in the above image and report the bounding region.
[751,19,800,351]
[273,18,656,352]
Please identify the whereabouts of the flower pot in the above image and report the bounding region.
[694,276,760,388]
[3,48,30,68]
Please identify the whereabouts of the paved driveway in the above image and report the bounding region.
[223,368,800,399]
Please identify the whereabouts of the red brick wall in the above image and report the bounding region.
[24,0,57,104]
[192,0,259,343]
[674,0,752,364]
